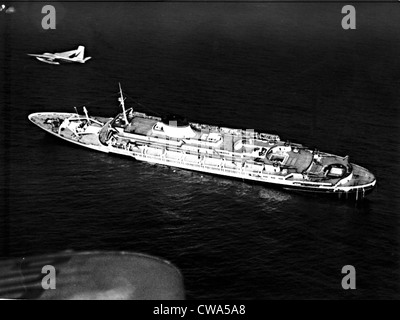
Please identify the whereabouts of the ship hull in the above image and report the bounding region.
[139,157,376,200]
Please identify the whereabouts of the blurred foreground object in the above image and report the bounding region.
[0,251,184,300]
[0,5,15,13]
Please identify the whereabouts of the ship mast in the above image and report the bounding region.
[83,106,91,125]
[118,83,128,125]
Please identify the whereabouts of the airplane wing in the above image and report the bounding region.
[28,54,59,65]
[37,58,59,65]
[27,54,48,58]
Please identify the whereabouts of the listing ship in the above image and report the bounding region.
[28,85,376,200]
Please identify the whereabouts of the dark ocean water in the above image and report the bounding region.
[0,2,399,299]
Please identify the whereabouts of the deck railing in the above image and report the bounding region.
[119,145,290,182]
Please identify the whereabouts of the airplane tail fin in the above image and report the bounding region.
[76,46,85,60]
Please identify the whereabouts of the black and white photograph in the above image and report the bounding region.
[0,0,399,302]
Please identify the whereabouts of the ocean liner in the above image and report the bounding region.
[29,85,376,199]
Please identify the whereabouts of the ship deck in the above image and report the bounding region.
[284,149,314,172]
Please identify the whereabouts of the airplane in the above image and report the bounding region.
[27,46,92,65]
